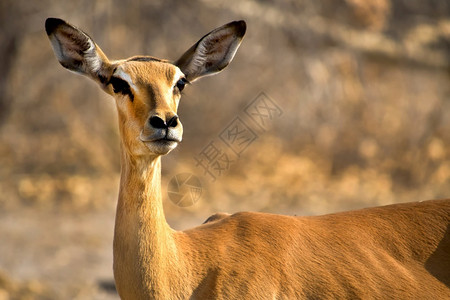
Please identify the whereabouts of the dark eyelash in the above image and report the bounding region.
[109,77,134,101]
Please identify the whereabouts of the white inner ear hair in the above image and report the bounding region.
[192,42,208,69]
[82,34,102,73]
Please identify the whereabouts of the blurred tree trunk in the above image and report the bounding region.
[0,1,22,126]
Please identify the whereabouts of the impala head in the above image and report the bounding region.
[45,18,246,157]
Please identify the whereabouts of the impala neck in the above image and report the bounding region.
[117,151,169,230]
[114,146,180,298]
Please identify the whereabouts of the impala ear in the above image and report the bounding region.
[45,18,112,83]
[175,20,246,82]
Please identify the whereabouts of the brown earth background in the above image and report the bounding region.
[0,0,449,298]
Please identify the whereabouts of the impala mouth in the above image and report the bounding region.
[143,134,182,143]
[153,137,180,144]
[140,128,182,155]
[141,135,181,155]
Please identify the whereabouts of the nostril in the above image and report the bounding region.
[167,115,178,128]
[149,116,166,129]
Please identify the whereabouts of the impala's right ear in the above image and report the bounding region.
[45,18,112,83]
[175,20,246,83]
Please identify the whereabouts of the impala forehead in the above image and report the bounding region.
[114,60,184,90]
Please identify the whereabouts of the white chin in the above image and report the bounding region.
[145,140,178,155]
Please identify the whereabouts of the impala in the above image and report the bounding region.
[45,18,450,299]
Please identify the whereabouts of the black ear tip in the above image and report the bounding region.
[45,18,66,35]
[234,20,247,37]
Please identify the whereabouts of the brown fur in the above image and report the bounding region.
[45,18,450,299]
[114,152,450,299]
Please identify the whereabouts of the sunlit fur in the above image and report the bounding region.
[112,60,184,157]
[46,18,450,299]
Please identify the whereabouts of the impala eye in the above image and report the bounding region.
[176,78,187,92]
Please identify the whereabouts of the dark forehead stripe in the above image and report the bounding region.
[127,56,169,63]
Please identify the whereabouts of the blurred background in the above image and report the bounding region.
[0,0,449,298]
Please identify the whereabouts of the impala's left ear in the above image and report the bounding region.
[175,20,246,82]
[45,18,113,83]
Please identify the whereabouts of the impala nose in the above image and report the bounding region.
[149,115,179,129]
[167,115,178,128]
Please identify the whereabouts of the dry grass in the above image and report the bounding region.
[1,0,449,215]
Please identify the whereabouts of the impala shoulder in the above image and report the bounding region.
[203,212,231,224]
[199,211,301,229]
[227,211,304,232]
